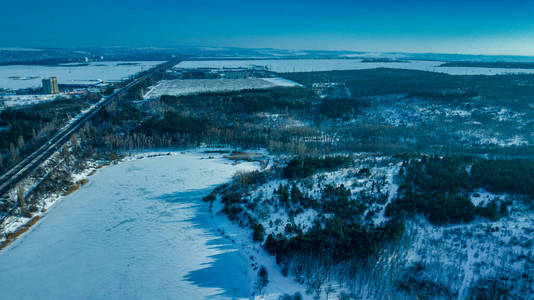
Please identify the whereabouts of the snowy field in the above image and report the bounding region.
[0,61,164,90]
[177,59,534,75]
[143,77,301,99]
[0,152,259,299]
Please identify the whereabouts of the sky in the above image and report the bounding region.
[2,0,534,55]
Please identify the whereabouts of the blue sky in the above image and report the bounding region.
[2,0,534,55]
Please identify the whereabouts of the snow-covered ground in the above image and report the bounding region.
[0,61,164,90]
[0,93,60,109]
[401,200,534,299]
[0,152,263,299]
[143,77,301,99]
[244,155,400,235]
[209,194,308,299]
[176,59,534,75]
[220,155,534,299]
[354,96,533,148]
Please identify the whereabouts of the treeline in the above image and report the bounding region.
[112,94,347,154]
[283,156,352,179]
[161,88,370,124]
[264,216,404,265]
[405,90,478,103]
[386,155,533,224]
[440,61,534,69]
[285,68,461,98]
[318,98,366,119]
[285,67,534,102]
[137,111,209,136]
[0,98,91,172]
[471,159,534,197]
[0,109,52,150]
[160,87,314,115]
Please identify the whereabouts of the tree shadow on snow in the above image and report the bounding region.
[156,188,251,299]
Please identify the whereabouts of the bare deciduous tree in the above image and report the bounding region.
[62,144,70,164]
[17,186,26,216]
[71,133,79,152]
[79,129,86,145]
[9,142,18,161]
[84,122,90,137]
[17,135,24,149]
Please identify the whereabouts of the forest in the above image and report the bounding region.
[0,96,96,172]
[283,156,352,179]
[285,68,534,100]
[387,155,534,224]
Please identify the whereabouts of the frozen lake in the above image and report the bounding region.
[177,59,534,75]
[0,61,164,90]
[0,152,257,299]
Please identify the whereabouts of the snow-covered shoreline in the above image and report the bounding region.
[0,150,289,299]
[207,188,308,299]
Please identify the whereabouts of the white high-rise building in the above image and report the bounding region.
[42,77,59,94]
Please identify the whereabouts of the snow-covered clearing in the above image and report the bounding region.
[0,152,268,299]
[0,61,164,90]
[143,77,301,99]
[176,59,534,75]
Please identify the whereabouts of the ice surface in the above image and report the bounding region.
[0,153,258,299]
[0,61,164,90]
[177,59,534,75]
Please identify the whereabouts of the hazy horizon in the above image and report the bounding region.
[2,0,534,56]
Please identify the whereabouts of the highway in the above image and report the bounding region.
[0,59,177,198]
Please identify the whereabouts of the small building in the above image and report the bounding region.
[42,77,59,94]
